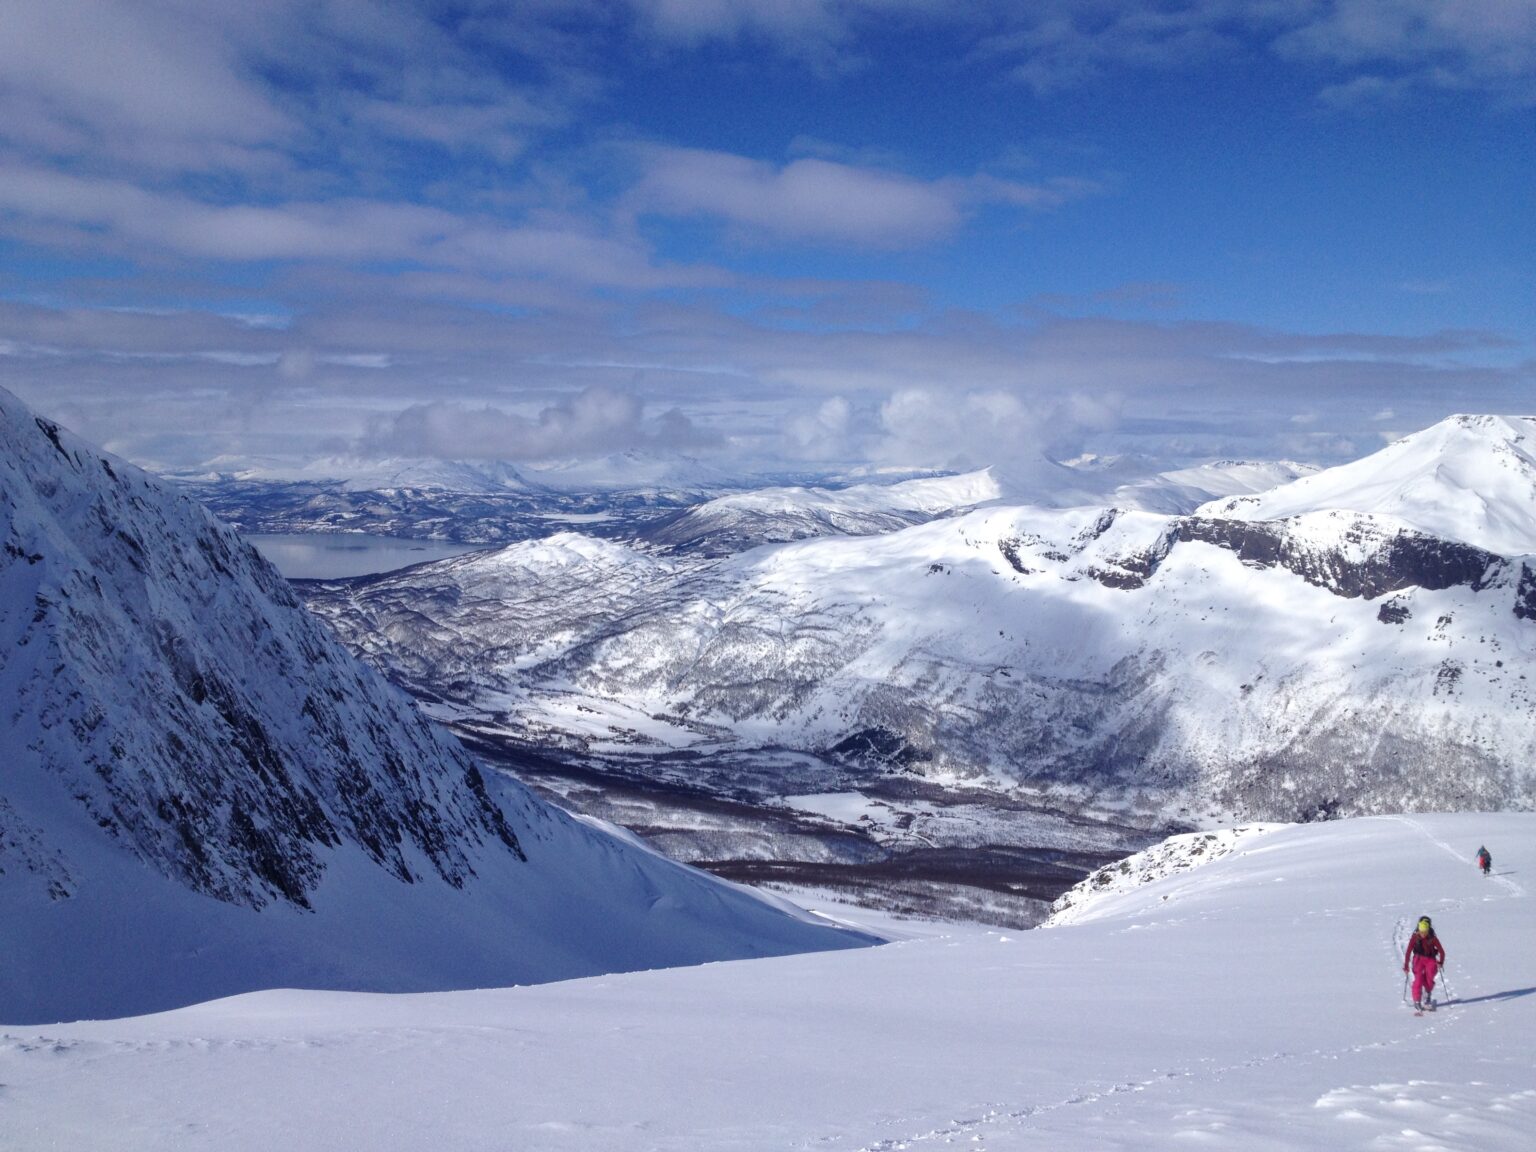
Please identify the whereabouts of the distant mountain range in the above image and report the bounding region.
[303,414,1536,842]
[185,453,1326,555]
[0,387,868,1024]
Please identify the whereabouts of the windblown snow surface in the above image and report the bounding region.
[3,812,1529,1151]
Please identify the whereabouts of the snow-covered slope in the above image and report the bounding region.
[1113,458,1320,514]
[642,469,1001,554]
[1201,415,1536,556]
[3,813,1529,1150]
[517,448,738,493]
[0,388,869,1024]
[1046,822,1287,924]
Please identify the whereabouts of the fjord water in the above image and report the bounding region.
[246,532,485,579]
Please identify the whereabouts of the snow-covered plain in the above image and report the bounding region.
[4,812,1529,1151]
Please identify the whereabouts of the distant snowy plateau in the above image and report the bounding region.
[286,416,1536,923]
[0,387,868,1025]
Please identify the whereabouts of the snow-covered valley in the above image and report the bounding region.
[4,812,1530,1151]
[287,416,1536,923]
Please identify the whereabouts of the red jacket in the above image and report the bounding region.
[1405,931,1446,967]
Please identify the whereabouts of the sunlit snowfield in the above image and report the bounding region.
[4,812,1530,1151]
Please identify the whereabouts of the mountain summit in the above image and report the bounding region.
[1199,415,1536,556]
[0,388,867,1023]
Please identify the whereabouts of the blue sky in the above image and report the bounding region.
[0,1,1531,481]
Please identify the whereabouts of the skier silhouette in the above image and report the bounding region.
[1476,846,1491,876]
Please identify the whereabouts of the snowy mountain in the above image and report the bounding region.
[1200,415,1536,556]
[178,450,736,495]
[182,468,993,553]
[0,388,868,1024]
[515,448,740,493]
[640,469,1002,554]
[4,812,1530,1150]
[1112,458,1320,514]
[304,414,1536,833]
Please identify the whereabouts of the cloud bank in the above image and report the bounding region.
[0,2,1530,485]
[358,389,722,462]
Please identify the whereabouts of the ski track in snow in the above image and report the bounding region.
[842,1037,1454,1151]
[1383,813,1525,1014]
[1386,813,1526,900]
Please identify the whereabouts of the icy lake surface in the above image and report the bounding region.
[246,533,484,579]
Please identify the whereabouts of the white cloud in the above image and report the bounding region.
[1276,0,1536,94]
[0,3,1528,481]
[0,0,607,180]
[978,1,1267,94]
[358,388,723,461]
[876,388,1038,470]
[618,1,1536,106]
[625,147,963,247]
[621,0,953,70]
[628,0,846,42]
[0,0,298,171]
[1275,0,1536,107]
[783,396,856,460]
[969,2,1536,103]
[0,162,723,290]
[1315,73,1415,108]
[3,291,1529,477]
[624,146,1098,248]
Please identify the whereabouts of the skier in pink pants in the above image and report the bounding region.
[1403,916,1447,1011]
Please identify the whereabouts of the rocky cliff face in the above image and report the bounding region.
[1071,510,1503,600]
[4,400,523,912]
[1,388,869,1024]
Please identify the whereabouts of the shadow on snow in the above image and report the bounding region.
[1441,986,1536,1008]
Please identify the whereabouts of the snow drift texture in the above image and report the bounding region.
[309,415,1536,822]
[0,387,867,1024]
